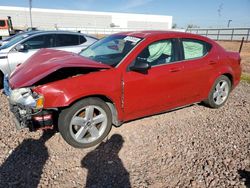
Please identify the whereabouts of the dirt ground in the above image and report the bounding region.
[0,81,249,187]
[217,41,250,75]
[0,40,249,187]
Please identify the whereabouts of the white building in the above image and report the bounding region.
[0,6,172,34]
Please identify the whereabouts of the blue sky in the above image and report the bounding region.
[0,0,249,28]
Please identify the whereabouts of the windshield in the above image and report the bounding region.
[0,33,30,50]
[80,35,142,67]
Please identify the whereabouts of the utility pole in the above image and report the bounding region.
[227,19,232,28]
[29,0,33,28]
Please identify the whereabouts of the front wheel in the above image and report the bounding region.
[58,97,112,148]
[204,75,231,108]
[0,73,3,89]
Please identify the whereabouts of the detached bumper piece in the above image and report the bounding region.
[33,111,54,131]
[10,104,54,131]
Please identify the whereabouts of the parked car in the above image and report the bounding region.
[0,30,97,88]
[0,35,16,46]
[7,31,241,148]
[0,30,38,46]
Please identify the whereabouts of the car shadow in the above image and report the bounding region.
[238,169,250,188]
[0,130,55,188]
[81,134,131,188]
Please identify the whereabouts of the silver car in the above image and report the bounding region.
[0,36,14,46]
[0,30,97,88]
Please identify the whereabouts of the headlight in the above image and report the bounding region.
[35,95,44,109]
[9,88,44,109]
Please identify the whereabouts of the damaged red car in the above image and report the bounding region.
[7,31,241,148]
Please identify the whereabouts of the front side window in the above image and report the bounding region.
[22,34,55,49]
[182,39,212,60]
[136,39,175,66]
[0,34,31,50]
[80,35,142,67]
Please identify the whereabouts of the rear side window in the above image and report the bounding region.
[182,39,212,60]
[55,34,86,47]
[79,36,87,44]
[22,34,55,49]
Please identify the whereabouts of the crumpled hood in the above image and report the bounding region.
[9,48,111,89]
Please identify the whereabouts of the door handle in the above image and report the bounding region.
[169,68,182,72]
[209,60,217,65]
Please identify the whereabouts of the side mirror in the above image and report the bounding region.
[130,58,151,72]
[15,44,28,52]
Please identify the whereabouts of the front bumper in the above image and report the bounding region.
[10,103,33,130]
[10,103,54,131]
[7,85,54,131]
[3,74,11,96]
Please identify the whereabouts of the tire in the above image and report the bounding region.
[0,73,3,89]
[204,75,231,108]
[58,97,112,148]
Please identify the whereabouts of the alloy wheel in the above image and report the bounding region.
[212,80,230,105]
[69,105,108,144]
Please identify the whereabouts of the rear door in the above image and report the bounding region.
[178,38,215,103]
[123,38,187,120]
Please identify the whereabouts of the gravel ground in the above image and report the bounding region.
[0,81,249,188]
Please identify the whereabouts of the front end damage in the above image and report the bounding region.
[9,88,54,131]
[7,49,112,132]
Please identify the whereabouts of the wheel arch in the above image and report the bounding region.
[205,69,234,100]
[64,94,121,127]
[222,73,233,87]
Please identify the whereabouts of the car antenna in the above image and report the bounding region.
[239,37,244,54]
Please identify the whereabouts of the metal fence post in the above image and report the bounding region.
[247,29,250,42]
[217,29,220,40]
[231,29,234,41]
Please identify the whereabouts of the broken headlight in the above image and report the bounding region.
[9,88,44,109]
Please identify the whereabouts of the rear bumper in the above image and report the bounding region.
[232,65,242,89]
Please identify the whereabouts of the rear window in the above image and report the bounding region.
[182,39,212,60]
[0,20,6,27]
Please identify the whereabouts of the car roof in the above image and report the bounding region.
[19,30,98,39]
[115,30,213,43]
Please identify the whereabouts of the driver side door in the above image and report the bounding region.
[123,38,186,120]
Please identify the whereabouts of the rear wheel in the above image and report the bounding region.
[58,97,112,148]
[204,75,231,108]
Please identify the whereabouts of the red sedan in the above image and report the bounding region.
[8,31,241,148]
